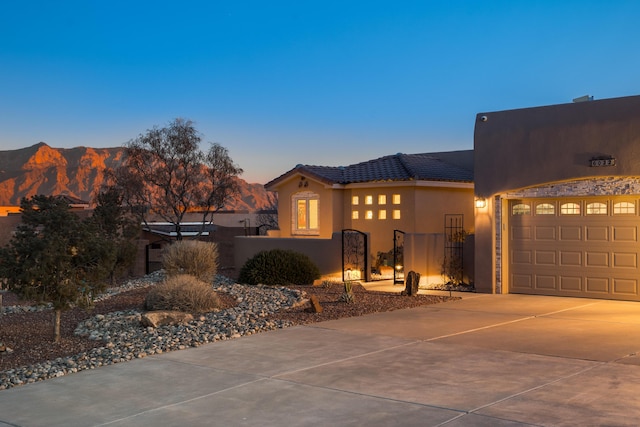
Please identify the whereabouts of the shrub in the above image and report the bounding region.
[238,249,321,286]
[144,274,222,313]
[162,240,218,283]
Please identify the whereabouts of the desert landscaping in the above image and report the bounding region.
[0,272,455,390]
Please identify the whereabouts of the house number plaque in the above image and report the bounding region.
[590,157,616,167]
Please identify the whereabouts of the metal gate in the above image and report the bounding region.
[393,229,405,284]
[342,229,368,282]
[444,214,464,285]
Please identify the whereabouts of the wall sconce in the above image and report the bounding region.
[475,198,486,209]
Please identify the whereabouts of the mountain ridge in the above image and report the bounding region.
[0,143,272,211]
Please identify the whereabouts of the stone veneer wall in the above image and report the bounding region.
[494,195,502,294]
[494,177,640,294]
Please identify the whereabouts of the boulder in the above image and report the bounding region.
[308,295,323,313]
[401,271,421,296]
[141,311,194,328]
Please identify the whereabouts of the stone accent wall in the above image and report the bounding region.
[504,177,640,199]
[494,195,502,294]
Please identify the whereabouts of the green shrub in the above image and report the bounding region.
[144,274,222,313]
[162,240,218,283]
[238,249,321,286]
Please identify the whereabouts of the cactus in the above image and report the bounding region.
[340,281,356,303]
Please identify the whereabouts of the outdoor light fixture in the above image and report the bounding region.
[475,198,487,209]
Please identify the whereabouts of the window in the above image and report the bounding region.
[535,203,555,215]
[586,202,607,215]
[293,192,319,234]
[560,202,580,215]
[352,196,359,205]
[393,209,401,219]
[352,210,359,220]
[512,203,530,215]
[614,201,635,214]
[378,210,386,220]
[365,210,373,219]
[365,195,373,205]
[392,194,401,204]
[378,195,387,205]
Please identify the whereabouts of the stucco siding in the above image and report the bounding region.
[475,95,640,197]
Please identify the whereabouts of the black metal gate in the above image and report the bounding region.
[444,214,464,285]
[393,229,405,284]
[342,229,368,282]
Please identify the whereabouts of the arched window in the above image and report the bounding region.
[292,191,319,235]
[560,202,580,215]
[586,202,607,215]
[535,203,555,215]
[512,203,530,215]
[614,201,636,214]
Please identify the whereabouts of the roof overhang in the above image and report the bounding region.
[330,180,474,190]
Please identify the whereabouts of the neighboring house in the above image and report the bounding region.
[474,94,640,301]
[141,211,267,276]
[261,151,475,281]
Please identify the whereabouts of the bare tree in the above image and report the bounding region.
[108,119,243,240]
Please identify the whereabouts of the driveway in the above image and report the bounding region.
[1,293,640,426]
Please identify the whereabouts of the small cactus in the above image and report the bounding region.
[340,281,355,303]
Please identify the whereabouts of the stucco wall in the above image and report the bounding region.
[474,94,640,295]
[234,234,343,277]
[274,174,336,239]
[341,183,474,264]
[474,95,640,197]
[235,231,474,287]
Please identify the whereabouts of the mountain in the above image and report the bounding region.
[0,143,273,211]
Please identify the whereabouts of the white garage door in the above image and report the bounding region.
[508,198,640,301]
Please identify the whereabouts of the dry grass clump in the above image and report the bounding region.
[162,240,218,283]
[144,274,222,313]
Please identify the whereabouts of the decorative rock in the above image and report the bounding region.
[401,271,420,296]
[1,273,304,391]
[308,295,323,313]
[140,311,195,328]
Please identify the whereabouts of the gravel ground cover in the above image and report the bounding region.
[0,274,456,390]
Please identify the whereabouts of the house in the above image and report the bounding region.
[474,94,640,301]
[254,151,475,282]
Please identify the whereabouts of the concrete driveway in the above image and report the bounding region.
[2,293,640,426]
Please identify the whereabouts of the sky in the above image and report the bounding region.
[1,1,640,184]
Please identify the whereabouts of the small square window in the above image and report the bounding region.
[352,210,359,219]
[378,210,386,220]
[378,195,386,205]
[392,209,401,219]
[365,210,373,219]
[392,194,401,204]
[365,195,373,205]
[352,196,359,205]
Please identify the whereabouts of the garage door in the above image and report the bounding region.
[508,198,640,301]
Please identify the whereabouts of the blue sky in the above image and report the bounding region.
[1,1,639,183]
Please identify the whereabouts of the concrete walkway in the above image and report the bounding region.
[2,293,640,426]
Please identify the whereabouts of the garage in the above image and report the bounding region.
[508,197,640,301]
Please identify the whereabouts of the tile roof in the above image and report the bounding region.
[265,150,473,188]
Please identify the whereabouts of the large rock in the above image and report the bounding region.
[401,271,421,296]
[141,311,194,328]
[308,294,323,313]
